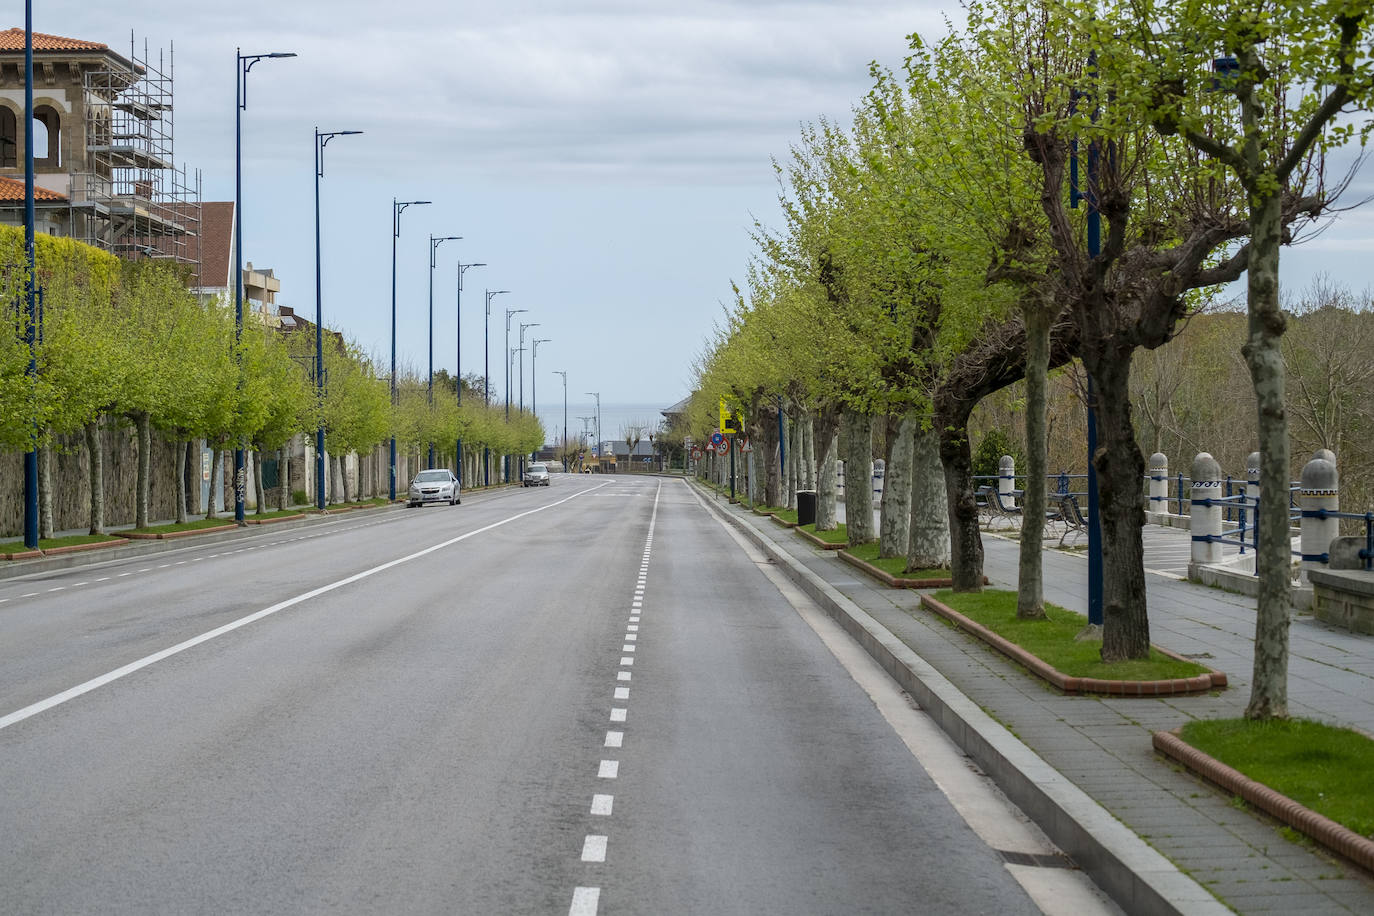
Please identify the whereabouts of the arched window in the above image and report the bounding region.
[0,107,16,168]
[33,106,60,167]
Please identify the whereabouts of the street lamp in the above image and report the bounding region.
[314,128,363,511]
[235,46,296,524]
[586,391,601,469]
[505,307,528,420]
[428,234,461,467]
[531,338,550,461]
[518,321,540,410]
[483,288,509,486]
[455,261,486,483]
[508,343,525,480]
[552,369,567,471]
[20,6,36,548]
[389,198,431,500]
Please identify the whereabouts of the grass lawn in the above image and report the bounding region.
[128,518,237,535]
[846,542,951,579]
[1179,718,1374,838]
[0,533,124,555]
[933,589,1211,681]
[800,522,849,545]
[772,507,799,524]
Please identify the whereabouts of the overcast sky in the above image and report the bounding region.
[29,1,1374,440]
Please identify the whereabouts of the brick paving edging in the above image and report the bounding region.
[794,527,846,550]
[41,538,131,555]
[837,548,960,589]
[244,513,307,525]
[920,593,1228,697]
[123,524,240,540]
[1153,728,1374,875]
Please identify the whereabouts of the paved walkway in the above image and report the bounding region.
[727,499,1374,914]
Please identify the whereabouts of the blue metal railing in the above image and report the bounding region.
[1297,508,1374,571]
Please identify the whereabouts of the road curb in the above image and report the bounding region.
[693,482,1228,916]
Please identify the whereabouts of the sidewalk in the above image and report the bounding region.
[708,491,1374,915]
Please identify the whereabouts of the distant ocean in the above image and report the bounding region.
[534,402,678,449]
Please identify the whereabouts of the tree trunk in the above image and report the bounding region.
[39,438,54,539]
[1244,187,1291,720]
[880,415,914,558]
[938,401,983,592]
[334,454,347,503]
[135,412,151,529]
[814,408,842,531]
[842,411,875,545]
[253,450,266,514]
[341,454,352,503]
[908,420,950,570]
[1093,346,1151,661]
[174,439,188,524]
[206,448,222,520]
[86,418,104,535]
[1018,305,1052,619]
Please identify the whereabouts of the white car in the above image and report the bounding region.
[407,469,460,506]
[524,463,550,486]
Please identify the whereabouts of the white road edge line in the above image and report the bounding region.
[0,482,613,732]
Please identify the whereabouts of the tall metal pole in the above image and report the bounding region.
[531,338,550,459]
[503,306,527,482]
[455,262,485,483]
[553,370,567,470]
[518,322,539,411]
[586,392,601,469]
[483,289,509,486]
[389,199,431,499]
[428,235,460,467]
[22,3,37,549]
[234,48,295,525]
[314,129,361,511]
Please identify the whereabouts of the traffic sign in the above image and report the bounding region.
[738,437,753,453]
[714,439,730,456]
[710,431,725,448]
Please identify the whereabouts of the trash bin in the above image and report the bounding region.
[797,490,817,527]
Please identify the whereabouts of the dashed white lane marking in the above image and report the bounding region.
[569,887,600,915]
[597,760,619,779]
[591,794,614,815]
[95,577,110,582]
[581,836,608,862]
[605,731,624,747]
[616,672,631,681]
[613,687,629,700]
[71,582,88,587]
[21,592,38,598]
[624,634,637,642]
[117,573,131,577]
[47,587,65,593]
[620,657,633,666]
[621,644,635,652]
[610,708,627,722]
[0,484,613,733]
[626,625,638,632]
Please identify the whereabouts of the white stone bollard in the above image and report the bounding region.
[1190,453,1224,570]
[1299,451,1339,584]
[1148,452,1168,514]
[999,455,1016,509]
[1244,450,1261,552]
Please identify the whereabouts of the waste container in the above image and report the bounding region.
[797,490,817,527]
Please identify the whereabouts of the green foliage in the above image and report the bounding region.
[972,428,1026,480]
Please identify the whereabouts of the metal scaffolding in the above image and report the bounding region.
[73,35,199,269]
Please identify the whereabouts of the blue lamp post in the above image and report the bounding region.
[235,47,295,525]
[389,199,431,500]
[518,321,540,411]
[532,338,550,459]
[21,3,36,548]
[313,128,362,511]
[483,289,509,485]
[552,370,567,470]
[503,306,527,482]
[454,261,485,482]
[427,235,461,468]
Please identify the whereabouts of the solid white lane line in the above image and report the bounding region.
[610,708,627,722]
[613,687,629,700]
[605,730,623,746]
[0,484,612,733]
[591,794,614,815]
[569,887,600,916]
[581,836,607,862]
[598,760,619,778]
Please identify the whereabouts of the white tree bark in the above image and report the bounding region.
[842,411,875,544]
[880,415,915,558]
[908,421,951,569]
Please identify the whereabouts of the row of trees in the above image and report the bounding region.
[684,0,1372,720]
[0,226,543,535]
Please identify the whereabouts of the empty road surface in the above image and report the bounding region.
[0,475,1112,915]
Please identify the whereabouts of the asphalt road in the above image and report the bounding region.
[0,476,1089,914]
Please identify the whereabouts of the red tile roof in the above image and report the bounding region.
[0,28,110,53]
[0,175,65,202]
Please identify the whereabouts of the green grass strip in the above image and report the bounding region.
[772,507,799,525]
[800,522,849,544]
[127,518,236,535]
[1,533,124,555]
[846,542,950,579]
[933,589,1211,681]
[249,509,306,520]
[1179,718,1374,838]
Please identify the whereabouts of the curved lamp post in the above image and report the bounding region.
[483,289,509,485]
[389,198,431,499]
[428,234,461,467]
[455,261,485,482]
[235,47,295,523]
[314,128,362,511]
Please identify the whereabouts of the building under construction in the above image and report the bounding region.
[0,28,200,272]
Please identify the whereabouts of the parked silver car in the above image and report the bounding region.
[407,469,460,507]
[524,462,550,486]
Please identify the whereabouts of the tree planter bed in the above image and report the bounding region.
[124,524,238,540]
[42,538,130,555]
[244,513,306,525]
[920,593,1227,696]
[795,528,846,550]
[838,550,980,589]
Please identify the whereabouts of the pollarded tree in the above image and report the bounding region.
[1100,0,1373,702]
